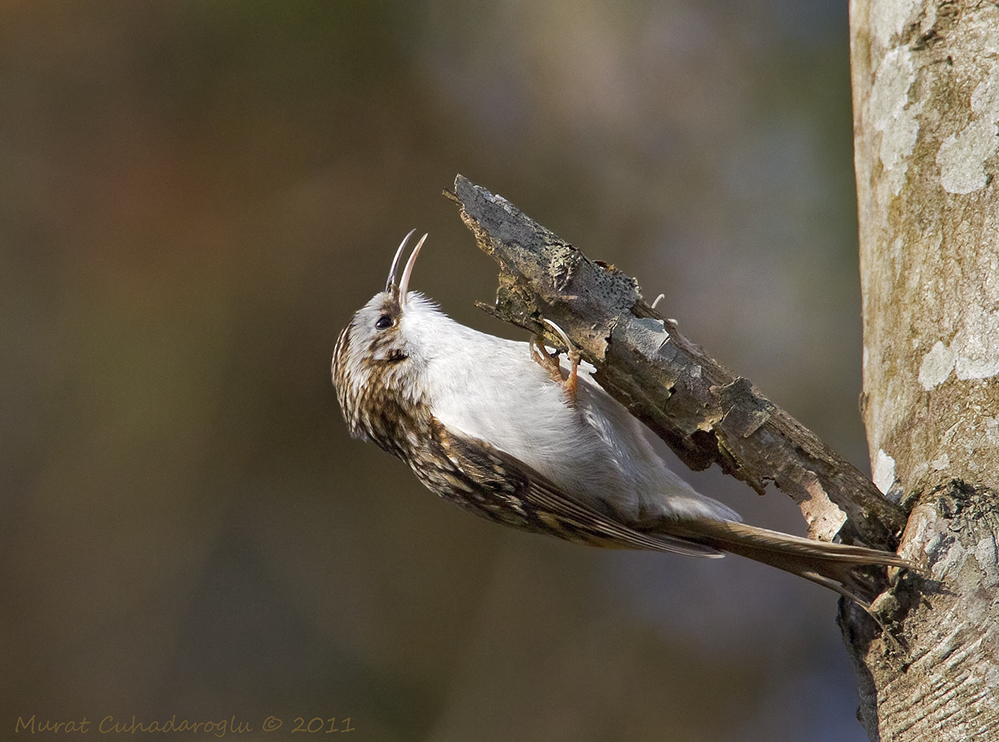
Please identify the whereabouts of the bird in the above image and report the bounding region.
[332,230,912,609]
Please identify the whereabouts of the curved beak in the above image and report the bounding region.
[385,229,416,294]
[398,233,428,305]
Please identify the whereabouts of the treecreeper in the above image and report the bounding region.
[332,230,913,614]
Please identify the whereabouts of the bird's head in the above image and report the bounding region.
[332,230,431,442]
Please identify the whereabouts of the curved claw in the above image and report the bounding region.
[539,319,580,406]
[541,319,572,351]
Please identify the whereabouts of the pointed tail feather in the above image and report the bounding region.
[658,518,914,608]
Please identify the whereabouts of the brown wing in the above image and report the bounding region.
[429,422,723,558]
[423,421,916,611]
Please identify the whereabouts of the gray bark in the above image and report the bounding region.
[849,0,999,739]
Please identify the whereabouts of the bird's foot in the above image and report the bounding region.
[531,319,579,406]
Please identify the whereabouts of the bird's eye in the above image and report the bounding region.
[375,314,393,330]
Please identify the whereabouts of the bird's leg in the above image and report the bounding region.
[530,335,564,384]
[535,319,579,406]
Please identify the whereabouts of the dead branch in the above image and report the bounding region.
[448,174,906,548]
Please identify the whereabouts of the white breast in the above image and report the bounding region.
[402,295,739,523]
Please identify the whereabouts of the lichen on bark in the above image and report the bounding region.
[851,0,999,737]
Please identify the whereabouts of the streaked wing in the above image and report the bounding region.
[431,421,722,558]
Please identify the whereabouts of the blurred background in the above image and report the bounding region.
[1,2,870,740]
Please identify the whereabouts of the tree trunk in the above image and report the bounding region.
[849,0,999,739]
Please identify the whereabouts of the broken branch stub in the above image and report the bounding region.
[450,174,906,547]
